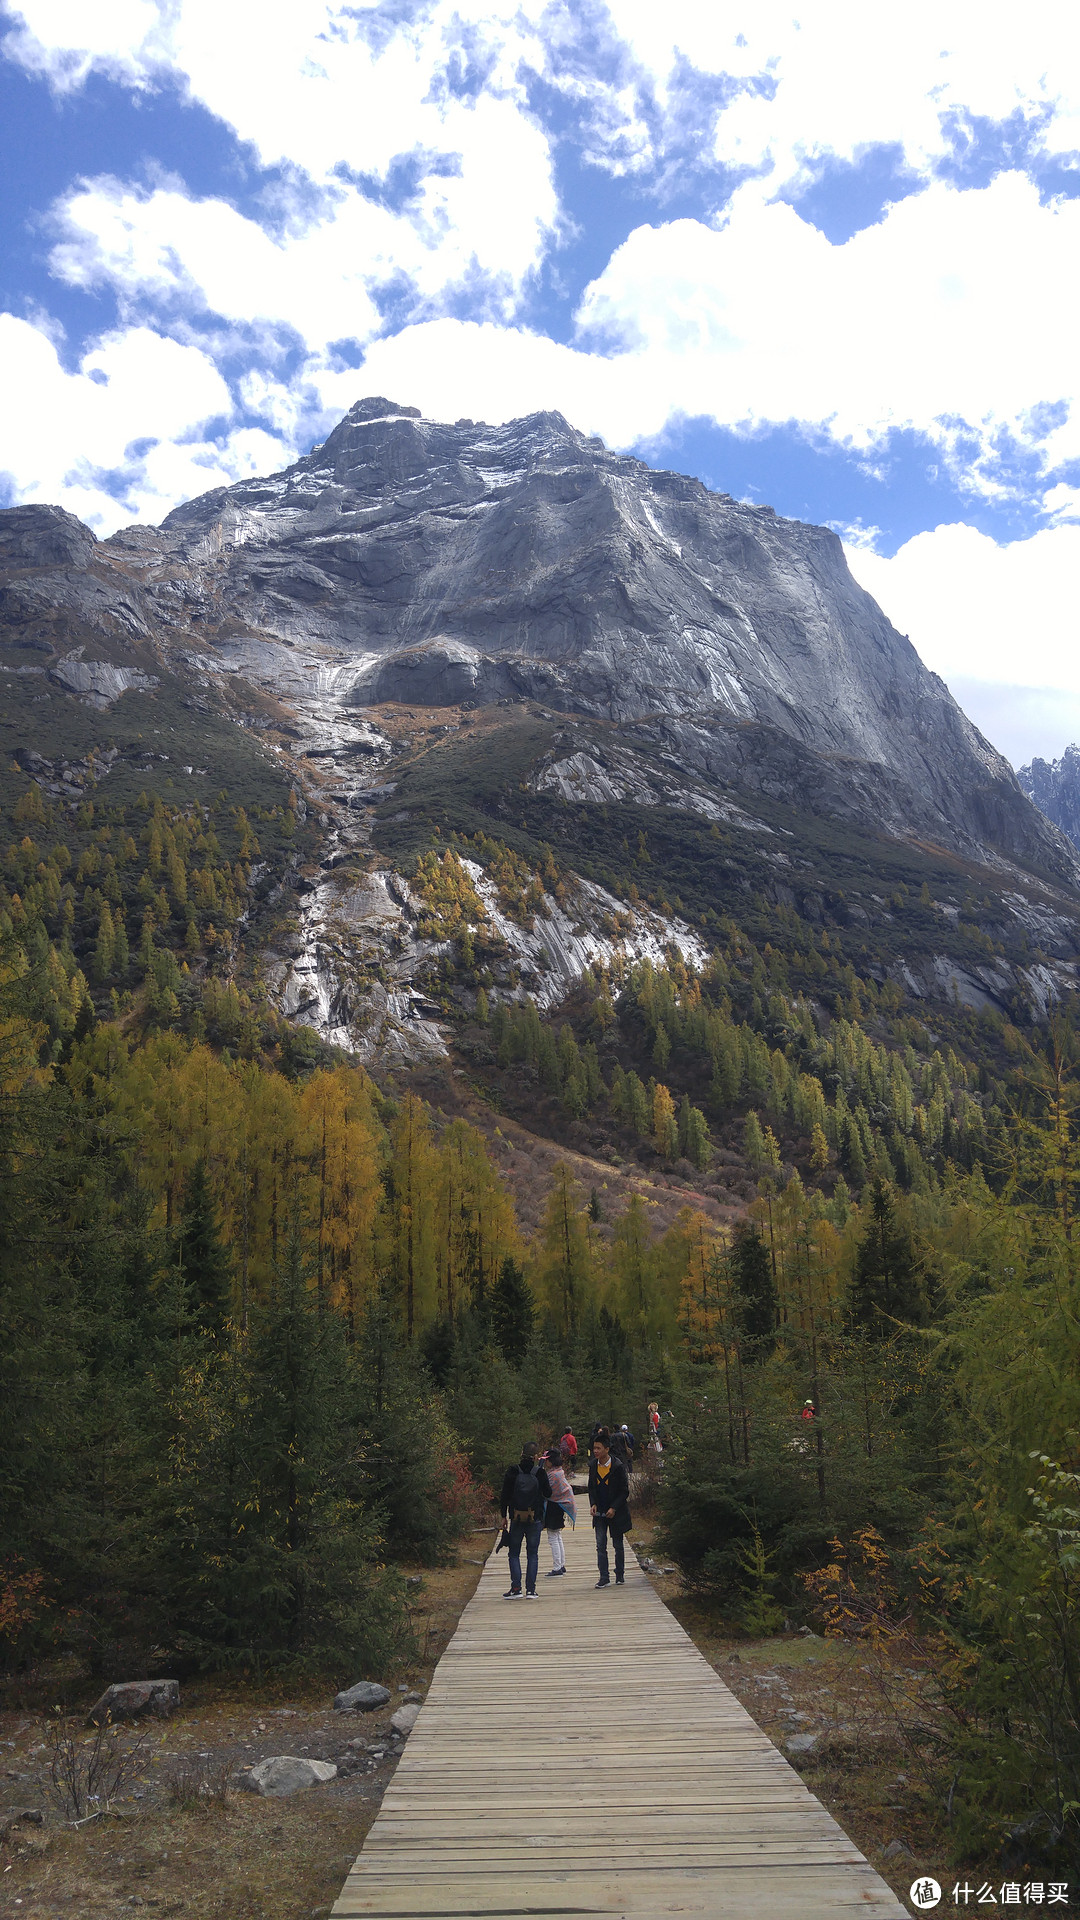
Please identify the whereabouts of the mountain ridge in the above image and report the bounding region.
[1019,745,1080,855]
[3,396,1080,1061]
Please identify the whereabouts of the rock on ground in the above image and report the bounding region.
[334,1680,391,1712]
[86,1680,180,1726]
[785,1732,819,1755]
[241,1756,338,1797]
[390,1702,421,1736]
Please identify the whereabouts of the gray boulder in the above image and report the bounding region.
[86,1680,180,1726]
[241,1755,337,1797]
[785,1732,819,1755]
[390,1702,421,1736]
[334,1680,391,1713]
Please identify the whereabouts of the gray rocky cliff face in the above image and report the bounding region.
[1019,747,1080,853]
[79,395,1068,883]
[4,398,1080,1059]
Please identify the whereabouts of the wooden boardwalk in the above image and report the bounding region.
[333,1512,908,1920]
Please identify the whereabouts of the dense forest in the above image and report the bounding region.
[4,774,1080,1870]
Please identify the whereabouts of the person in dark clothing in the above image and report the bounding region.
[588,1427,631,1587]
[498,1442,551,1599]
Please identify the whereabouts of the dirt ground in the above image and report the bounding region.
[0,1547,489,1920]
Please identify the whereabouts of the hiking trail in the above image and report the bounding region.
[331,1513,907,1919]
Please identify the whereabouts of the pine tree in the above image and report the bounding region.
[653,1083,678,1157]
[846,1178,927,1335]
[490,1256,535,1362]
[678,1096,710,1170]
[175,1159,231,1330]
[93,904,115,984]
[744,1110,766,1165]
[534,1163,590,1337]
[354,1291,463,1559]
[730,1224,778,1355]
[627,1071,650,1136]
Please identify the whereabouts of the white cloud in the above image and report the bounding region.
[844,521,1080,764]
[943,679,1080,769]
[0,314,291,530]
[574,176,1080,486]
[844,521,1080,691]
[556,1,1080,191]
[9,0,560,318]
[2,0,1079,741]
[311,173,1080,500]
[1043,483,1080,523]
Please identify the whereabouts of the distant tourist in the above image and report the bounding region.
[559,1426,578,1469]
[609,1424,633,1471]
[498,1443,551,1600]
[543,1447,576,1576]
[647,1402,662,1451]
[588,1427,631,1588]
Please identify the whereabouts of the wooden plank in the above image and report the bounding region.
[331,1501,908,1920]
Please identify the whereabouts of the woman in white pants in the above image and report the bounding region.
[543,1447,576,1575]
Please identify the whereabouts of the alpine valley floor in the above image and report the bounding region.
[332,1511,907,1920]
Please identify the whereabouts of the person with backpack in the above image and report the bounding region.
[542,1447,576,1576]
[588,1427,631,1588]
[498,1443,551,1600]
[559,1427,578,1471]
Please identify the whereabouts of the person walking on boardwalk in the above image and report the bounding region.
[542,1447,576,1577]
[498,1442,551,1600]
[589,1427,631,1588]
[559,1426,578,1471]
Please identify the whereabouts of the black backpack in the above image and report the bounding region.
[511,1468,544,1521]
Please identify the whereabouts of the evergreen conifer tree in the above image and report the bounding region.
[730,1225,778,1356]
[175,1160,231,1330]
[490,1255,535,1362]
[846,1178,927,1335]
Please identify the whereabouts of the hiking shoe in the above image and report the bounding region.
[546,1567,566,1576]
[503,1587,522,1598]
[615,1577,625,1585]
[524,1590,539,1600]
[594,1578,610,1588]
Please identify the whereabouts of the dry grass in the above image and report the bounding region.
[0,1551,484,1920]
[401,1059,744,1240]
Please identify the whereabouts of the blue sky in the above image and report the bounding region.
[1,2,1079,765]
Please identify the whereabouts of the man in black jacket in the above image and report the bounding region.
[588,1427,630,1587]
[498,1443,551,1599]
